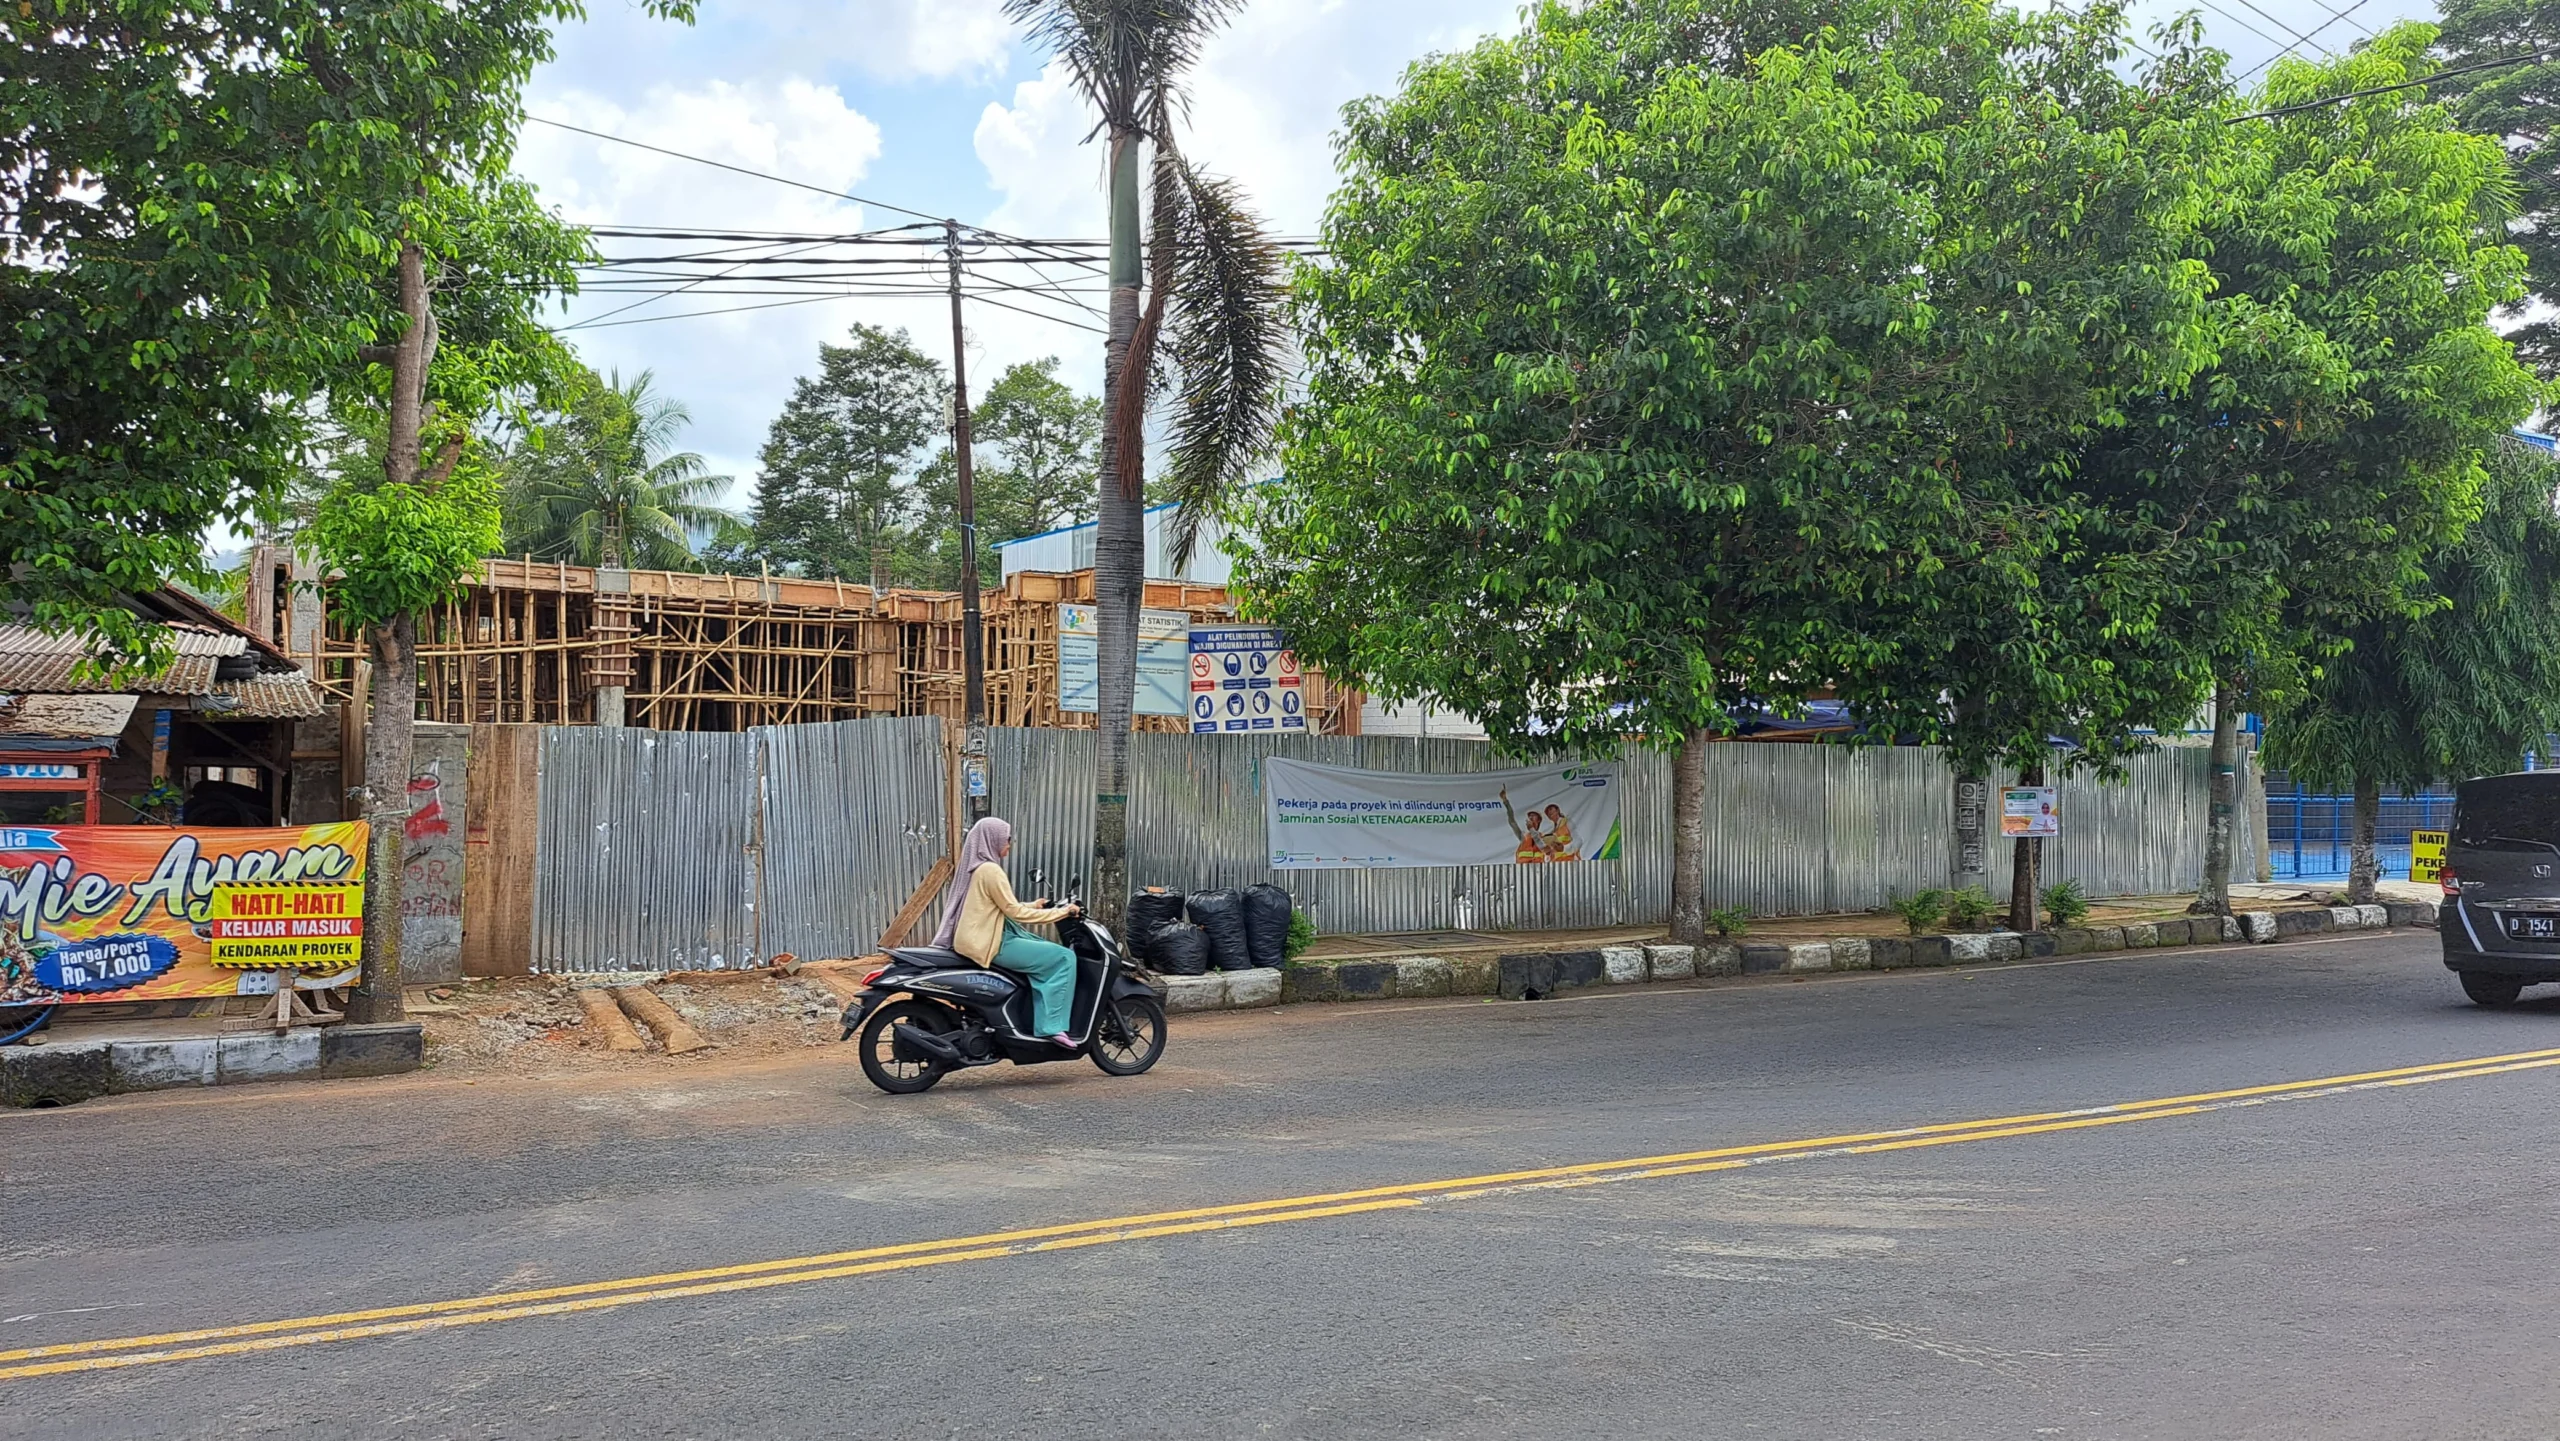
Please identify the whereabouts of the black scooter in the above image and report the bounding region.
[841,877,1167,1094]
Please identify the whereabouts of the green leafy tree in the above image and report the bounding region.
[977,357,1103,541]
[748,325,945,592]
[2264,441,2560,901]
[2436,0,2560,383]
[1808,12,2228,929]
[1002,0,1291,928]
[502,368,738,569]
[2089,26,2541,914]
[1237,0,2219,944]
[909,358,1102,588]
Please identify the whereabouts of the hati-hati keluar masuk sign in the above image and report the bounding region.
[1262,757,1622,870]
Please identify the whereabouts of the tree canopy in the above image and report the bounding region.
[747,325,946,591]
[0,0,632,660]
[501,368,739,570]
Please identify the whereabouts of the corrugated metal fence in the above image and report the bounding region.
[530,720,2251,969]
[531,718,949,972]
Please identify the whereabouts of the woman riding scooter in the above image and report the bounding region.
[929,817,1082,1048]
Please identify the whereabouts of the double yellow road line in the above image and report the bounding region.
[10,1043,2560,1383]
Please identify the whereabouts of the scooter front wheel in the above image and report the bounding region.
[1089,993,1167,1077]
[859,999,952,1095]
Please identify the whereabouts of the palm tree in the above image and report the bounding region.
[1002,0,1291,927]
[504,369,738,570]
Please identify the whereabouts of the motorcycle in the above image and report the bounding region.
[840,875,1167,1095]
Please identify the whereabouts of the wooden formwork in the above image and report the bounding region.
[294,561,1353,733]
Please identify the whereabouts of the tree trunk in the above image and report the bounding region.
[1669,728,1710,943]
[384,242,428,488]
[870,536,890,597]
[349,239,433,1024]
[2348,776,2381,905]
[2194,678,2240,915]
[1090,128,1145,932]
[350,611,415,1024]
[2007,761,2044,933]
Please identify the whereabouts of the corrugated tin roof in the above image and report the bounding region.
[0,624,241,695]
[203,672,324,720]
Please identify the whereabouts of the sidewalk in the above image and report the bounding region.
[0,1012,422,1107]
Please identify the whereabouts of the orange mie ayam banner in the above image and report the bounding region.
[0,823,368,1006]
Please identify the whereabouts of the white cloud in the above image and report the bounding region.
[517,77,903,500]
[975,66,1108,241]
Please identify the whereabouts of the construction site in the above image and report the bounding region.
[258,554,1360,735]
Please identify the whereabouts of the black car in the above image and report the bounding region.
[2442,771,2560,1006]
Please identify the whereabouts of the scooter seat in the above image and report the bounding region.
[887,945,969,969]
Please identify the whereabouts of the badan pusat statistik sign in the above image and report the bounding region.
[0,823,368,1007]
[1261,757,1621,870]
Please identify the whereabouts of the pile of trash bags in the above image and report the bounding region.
[1127,884,1296,975]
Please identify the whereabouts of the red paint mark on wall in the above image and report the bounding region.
[404,769,450,842]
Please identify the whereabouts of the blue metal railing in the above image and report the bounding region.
[2265,784,2453,881]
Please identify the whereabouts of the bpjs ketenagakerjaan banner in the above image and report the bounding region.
[0,824,369,1006]
[1262,758,1622,870]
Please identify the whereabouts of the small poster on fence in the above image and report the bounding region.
[1262,757,1621,870]
[2001,786,2060,838]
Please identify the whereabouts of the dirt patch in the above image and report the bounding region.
[413,973,852,1079]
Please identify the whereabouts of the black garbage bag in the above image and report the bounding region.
[1241,884,1294,970]
[1125,889,1187,962]
[1186,888,1252,971]
[1149,921,1211,976]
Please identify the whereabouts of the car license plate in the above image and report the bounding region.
[2507,914,2560,940]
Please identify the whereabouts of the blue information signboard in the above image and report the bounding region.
[1189,626,1304,734]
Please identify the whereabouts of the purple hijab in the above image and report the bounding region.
[928,816,1012,950]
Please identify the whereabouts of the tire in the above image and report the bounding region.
[1088,993,1167,1077]
[2461,971,2528,1008]
[0,1003,54,1047]
[858,999,953,1094]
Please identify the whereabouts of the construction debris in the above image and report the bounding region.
[576,987,647,1053]
[612,985,712,1055]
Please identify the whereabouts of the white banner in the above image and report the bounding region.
[1263,757,1623,870]
[1058,605,1190,716]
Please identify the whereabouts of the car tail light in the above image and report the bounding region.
[2441,869,2460,898]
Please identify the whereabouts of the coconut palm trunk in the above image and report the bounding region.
[1001,0,1287,935]
[1092,132,1146,929]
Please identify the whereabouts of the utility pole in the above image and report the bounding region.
[945,219,991,820]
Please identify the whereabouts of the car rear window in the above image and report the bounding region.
[2454,774,2560,850]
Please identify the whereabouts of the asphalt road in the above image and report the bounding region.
[6,929,2560,1440]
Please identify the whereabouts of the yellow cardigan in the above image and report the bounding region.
[951,862,1073,965]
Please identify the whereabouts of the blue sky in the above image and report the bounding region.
[512,0,2441,507]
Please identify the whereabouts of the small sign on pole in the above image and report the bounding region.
[2411,829,2448,884]
[2001,786,2060,838]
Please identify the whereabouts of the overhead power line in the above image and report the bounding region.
[2228,47,2556,121]
[527,116,950,225]
[2230,0,2382,85]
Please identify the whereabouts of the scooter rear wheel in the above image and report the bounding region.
[859,999,952,1094]
[1089,993,1167,1077]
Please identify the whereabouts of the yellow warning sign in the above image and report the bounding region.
[2411,830,2448,886]
[206,884,366,968]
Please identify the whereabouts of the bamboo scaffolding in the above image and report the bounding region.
[297,564,1349,733]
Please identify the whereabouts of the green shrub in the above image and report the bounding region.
[1705,905,1749,938]
[2038,879,2090,929]
[1889,889,1946,935]
[1942,886,1996,931]
[1283,909,1318,962]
